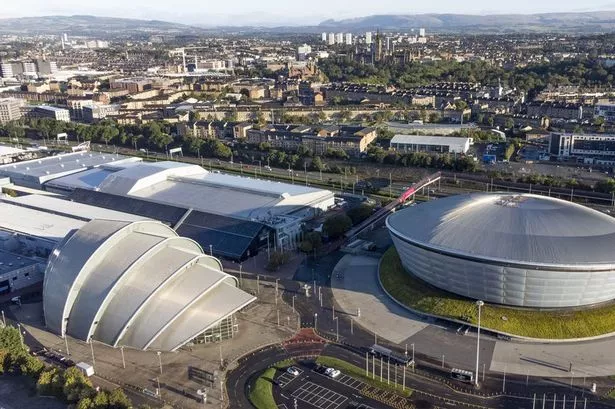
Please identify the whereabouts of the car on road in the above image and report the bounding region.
[324,367,341,378]
[286,366,300,376]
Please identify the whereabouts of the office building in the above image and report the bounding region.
[549,132,615,164]
[390,134,472,154]
[0,98,25,123]
[29,106,71,122]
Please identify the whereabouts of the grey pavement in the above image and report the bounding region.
[329,253,615,379]
[330,254,428,344]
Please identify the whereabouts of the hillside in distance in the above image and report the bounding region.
[317,11,615,33]
[0,15,201,35]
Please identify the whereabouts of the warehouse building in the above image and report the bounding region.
[0,151,140,189]
[390,135,472,154]
[2,154,334,260]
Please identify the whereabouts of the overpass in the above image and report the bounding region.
[346,172,441,242]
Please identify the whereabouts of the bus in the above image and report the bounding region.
[450,368,474,383]
[369,344,413,367]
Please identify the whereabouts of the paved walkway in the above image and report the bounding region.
[330,254,428,344]
[329,253,615,379]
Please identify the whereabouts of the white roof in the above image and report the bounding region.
[0,152,141,184]
[50,160,334,220]
[0,201,85,241]
[0,194,148,223]
[390,135,472,146]
[0,145,25,157]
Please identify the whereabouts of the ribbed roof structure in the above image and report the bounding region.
[43,219,256,351]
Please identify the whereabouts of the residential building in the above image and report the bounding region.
[335,33,344,44]
[0,98,25,123]
[345,33,353,45]
[365,32,372,44]
[29,105,70,122]
[526,101,584,120]
[595,103,615,123]
[110,77,153,93]
[82,104,121,123]
[390,135,472,154]
[321,32,327,42]
[327,33,335,45]
[297,44,312,61]
[247,125,377,156]
[26,82,50,93]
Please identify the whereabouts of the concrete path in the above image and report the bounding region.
[330,253,615,378]
[330,254,428,344]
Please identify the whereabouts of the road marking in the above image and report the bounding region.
[291,382,347,409]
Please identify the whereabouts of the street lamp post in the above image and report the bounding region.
[475,300,484,387]
[334,316,339,342]
[209,245,213,256]
[314,313,318,331]
[1,310,5,326]
[157,351,163,375]
[89,337,96,369]
[120,346,126,369]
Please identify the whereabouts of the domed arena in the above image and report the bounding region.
[386,193,615,308]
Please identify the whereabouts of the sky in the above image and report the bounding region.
[1,1,615,26]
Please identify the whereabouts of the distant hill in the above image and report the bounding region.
[316,11,615,33]
[2,12,615,36]
[0,15,200,35]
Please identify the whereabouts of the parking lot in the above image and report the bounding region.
[277,367,304,388]
[291,382,348,409]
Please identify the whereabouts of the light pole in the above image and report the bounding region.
[157,351,163,375]
[120,346,126,369]
[239,264,243,287]
[292,295,296,312]
[209,244,213,256]
[334,316,339,342]
[17,323,23,348]
[89,337,96,369]
[314,313,318,331]
[1,310,5,326]
[475,300,484,387]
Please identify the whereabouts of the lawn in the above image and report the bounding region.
[315,356,412,397]
[249,367,278,409]
[380,247,615,339]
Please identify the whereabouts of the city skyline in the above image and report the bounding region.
[1,1,615,26]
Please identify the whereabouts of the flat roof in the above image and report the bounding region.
[390,135,472,146]
[0,194,149,223]
[0,201,85,241]
[0,250,39,275]
[0,152,141,184]
[0,145,25,157]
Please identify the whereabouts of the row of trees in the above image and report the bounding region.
[319,57,615,97]
[0,325,139,409]
[366,145,478,172]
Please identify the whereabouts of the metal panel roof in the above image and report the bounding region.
[387,193,615,268]
[390,134,472,146]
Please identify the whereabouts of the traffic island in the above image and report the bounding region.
[379,247,615,340]
[249,367,278,409]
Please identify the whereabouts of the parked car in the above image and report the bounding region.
[287,366,300,376]
[325,367,341,378]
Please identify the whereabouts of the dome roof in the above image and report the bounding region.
[387,193,615,268]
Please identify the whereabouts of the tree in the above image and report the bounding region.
[323,214,352,239]
[37,367,64,397]
[504,143,516,160]
[311,156,325,171]
[108,388,132,409]
[299,231,323,254]
[266,251,290,271]
[347,204,374,225]
[505,117,515,129]
[63,367,94,403]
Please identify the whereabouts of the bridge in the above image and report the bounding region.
[345,172,442,242]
